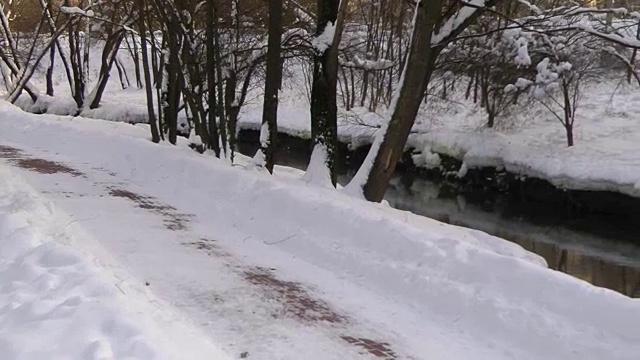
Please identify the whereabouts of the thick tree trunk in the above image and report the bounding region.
[69,26,86,109]
[355,0,493,202]
[164,47,180,145]
[308,0,348,186]
[258,0,283,173]
[361,0,440,202]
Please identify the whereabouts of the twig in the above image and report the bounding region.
[264,234,296,245]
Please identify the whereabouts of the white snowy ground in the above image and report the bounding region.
[1,100,640,359]
[0,157,229,359]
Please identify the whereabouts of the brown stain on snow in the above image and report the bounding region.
[182,238,229,257]
[341,336,398,359]
[12,158,84,176]
[0,144,84,176]
[243,267,346,324]
[0,145,23,158]
[108,188,192,231]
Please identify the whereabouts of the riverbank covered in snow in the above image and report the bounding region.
[239,80,640,200]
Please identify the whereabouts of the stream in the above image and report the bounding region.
[238,132,640,298]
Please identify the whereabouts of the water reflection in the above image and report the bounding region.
[387,176,640,298]
[515,238,640,297]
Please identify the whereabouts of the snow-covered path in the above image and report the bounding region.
[1,101,640,360]
[0,158,230,359]
[0,147,397,359]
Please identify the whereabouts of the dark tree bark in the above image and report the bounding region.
[137,0,160,143]
[213,8,228,156]
[68,22,86,109]
[309,0,348,186]
[360,0,439,202]
[40,0,75,97]
[225,70,238,160]
[361,0,494,202]
[149,26,164,141]
[46,46,55,96]
[89,32,125,109]
[562,80,574,147]
[259,0,284,173]
[206,1,221,156]
[162,42,181,145]
[129,35,143,89]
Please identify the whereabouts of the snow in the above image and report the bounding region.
[457,162,468,178]
[342,55,394,71]
[0,163,229,360]
[514,36,531,66]
[313,21,337,53]
[252,121,269,168]
[411,145,441,169]
[407,80,640,198]
[431,0,486,46]
[60,6,87,15]
[302,144,333,188]
[1,100,640,359]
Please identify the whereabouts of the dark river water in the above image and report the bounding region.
[238,138,640,298]
[385,176,640,298]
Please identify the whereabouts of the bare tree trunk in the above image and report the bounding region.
[562,81,574,147]
[628,21,640,83]
[88,33,125,109]
[307,0,349,186]
[213,7,228,156]
[257,0,283,172]
[138,0,160,143]
[46,46,55,96]
[69,20,86,109]
[150,31,164,141]
[352,0,493,202]
[565,124,574,147]
[163,44,180,144]
[115,55,130,89]
[128,35,143,88]
[39,0,75,96]
[205,1,221,155]
[360,0,439,202]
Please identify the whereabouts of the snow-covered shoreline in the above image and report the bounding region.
[239,80,640,201]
